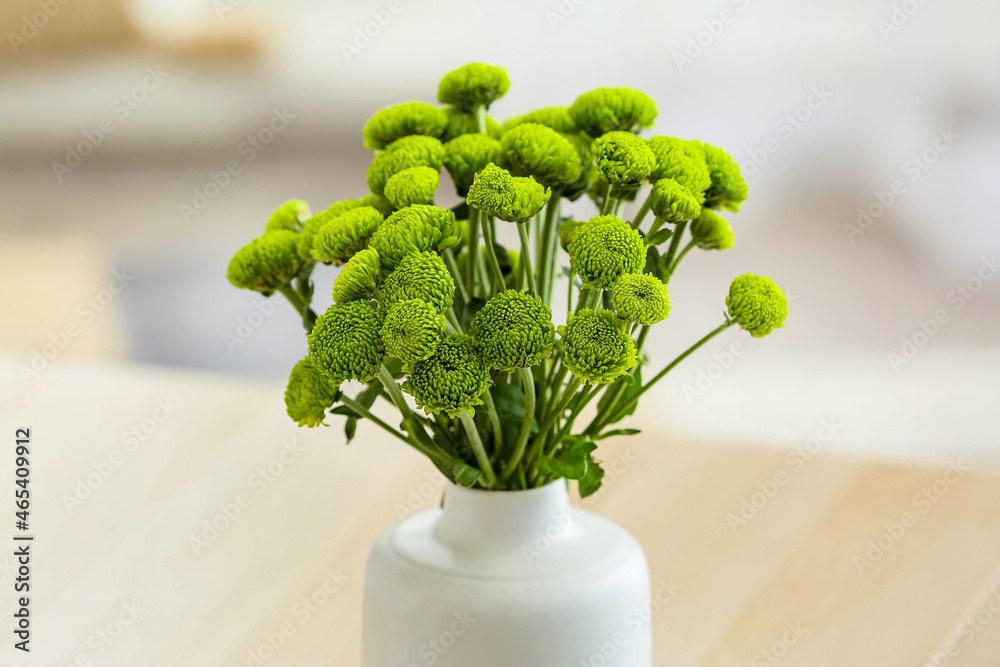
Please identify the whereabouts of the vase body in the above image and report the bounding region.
[361,480,652,667]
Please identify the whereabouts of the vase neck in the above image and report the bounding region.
[435,481,575,550]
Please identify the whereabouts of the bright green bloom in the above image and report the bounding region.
[367,135,445,195]
[384,166,440,209]
[469,290,555,371]
[466,162,550,223]
[437,63,510,112]
[560,131,599,197]
[360,193,395,217]
[284,357,340,427]
[442,108,502,141]
[690,210,735,250]
[402,334,490,417]
[227,231,301,294]
[568,87,658,137]
[698,142,748,212]
[594,131,657,184]
[332,247,380,303]
[311,206,383,264]
[558,309,638,384]
[646,136,711,200]
[726,274,788,338]
[567,215,646,289]
[611,273,670,325]
[444,134,504,195]
[380,299,445,365]
[361,101,447,151]
[298,199,364,260]
[500,122,582,189]
[558,219,591,251]
[265,199,310,234]
[307,300,386,384]
[379,251,455,313]
[370,205,461,270]
[501,106,578,134]
[649,178,701,223]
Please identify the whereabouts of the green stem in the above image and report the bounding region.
[480,388,503,458]
[567,269,576,312]
[631,189,654,230]
[517,221,537,295]
[445,308,464,334]
[647,217,666,239]
[474,104,487,135]
[377,365,448,467]
[501,367,536,483]
[442,248,470,306]
[585,324,650,435]
[278,284,317,331]
[537,196,561,307]
[339,395,410,444]
[575,286,600,314]
[531,375,582,460]
[603,320,733,426]
[545,197,561,306]
[549,383,600,455]
[667,239,696,277]
[466,208,481,298]
[601,189,617,215]
[661,220,688,282]
[479,212,506,295]
[459,411,497,487]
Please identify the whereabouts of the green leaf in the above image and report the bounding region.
[537,435,597,480]
[646,228,675,246]
[452,460,481,488]
[343,383,380,444]
[579,454,605,498]
[642,245,661,276]
[593,428,641,441]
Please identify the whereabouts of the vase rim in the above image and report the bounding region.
[443,479,567,495]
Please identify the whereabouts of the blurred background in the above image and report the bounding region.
[1,0,998,463]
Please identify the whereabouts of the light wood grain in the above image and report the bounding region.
[1,357,999,666]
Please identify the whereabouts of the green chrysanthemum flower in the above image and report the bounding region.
[567,215,646,289]
[443,133,504,195]
[501,106,579,135]
[379,251,455,313]
[611,273,671,325]
[311,206,383,264]
[437,63,510,112]
[466,162,551,223]
[361,101,447,151]
[380,299,445,365]
[690,210,735,250]
[568,87,658,138]
[369,205,461,270]
[264,199,310,234]
[298,199,364,260]
[726,274,788,338]
[500,122,582,189]
[560,131,599,197]
[469,290,555,371]
[360,193,395,218]
[647,136,711,201]
[227,231,301,294]
[649,178,702,224]
[284,357,340,427]
[698,142,749,212]
[402,334,490,417]
[594,131,657,184]
[367,135,445,195]
[332,247,380,303]
[442,108,502,142]
[307,300,386,384]
[558,308,638,384]
[384,166,440,209]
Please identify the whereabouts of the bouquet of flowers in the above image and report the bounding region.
[227,63,787,494]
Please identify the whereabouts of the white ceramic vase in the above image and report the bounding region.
[361,480,652,667]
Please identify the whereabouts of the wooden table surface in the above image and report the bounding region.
[2,356,1000,667]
